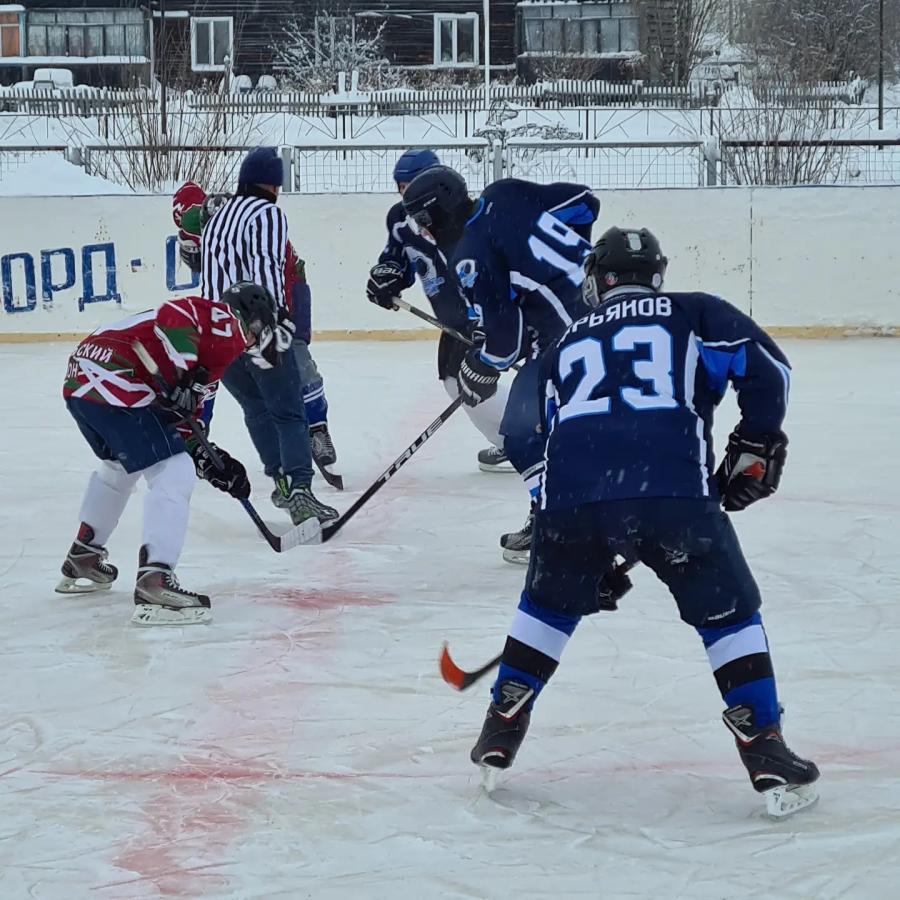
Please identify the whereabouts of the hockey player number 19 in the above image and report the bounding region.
[527,213,588,287]
[557,325,678,424]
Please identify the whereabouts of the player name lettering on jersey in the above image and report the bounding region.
[569,296,672,336]
[73,342,115,365]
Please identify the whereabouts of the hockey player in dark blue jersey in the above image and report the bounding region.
[402,166,600,563]
[366,149,512,473]
[468,226,819,818]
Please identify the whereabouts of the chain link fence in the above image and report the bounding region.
[506,141,706,188]
[289,144,492,193]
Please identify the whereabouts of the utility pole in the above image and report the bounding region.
[483,0,490,109]
[878,0,885,131]
[160,0,168,136]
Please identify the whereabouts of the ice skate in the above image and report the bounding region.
[478,445,515,474]
[723,704,820,819]
[500,503,534,565]
[471,680,534,789]
[56,524,118,594]
[310,424,344,490]
[273,473,339,525]
[132,546,211,626]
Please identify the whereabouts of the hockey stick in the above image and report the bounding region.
[392,298,524,373]
[321,394,464,543]
[440,560,636,691]
[132,340,321,552]
[393,298,475,347]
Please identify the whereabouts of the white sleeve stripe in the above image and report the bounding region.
[757,344,791,408]
[547,189,592,213]
[509,271,573,328]
[702,338,752,348]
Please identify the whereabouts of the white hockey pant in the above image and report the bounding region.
[78,453,196,568]
[443,376,509,450]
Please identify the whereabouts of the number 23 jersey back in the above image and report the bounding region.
[539,290,792,510]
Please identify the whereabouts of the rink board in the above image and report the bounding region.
[0,186,897,338]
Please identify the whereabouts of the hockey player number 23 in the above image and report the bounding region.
[557,325,679,424]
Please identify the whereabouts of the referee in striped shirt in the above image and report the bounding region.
[201,147,337,525]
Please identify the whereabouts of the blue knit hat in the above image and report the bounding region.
[238,147,284,188]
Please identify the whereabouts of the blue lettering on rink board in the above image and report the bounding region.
[2,253,37,313]
[79,243,121,310]
[166,235,200,292]
[41,248,77,305]
[1,236,197,315]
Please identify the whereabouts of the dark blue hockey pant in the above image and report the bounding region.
[526,498,761,626]
[499,357,545,489]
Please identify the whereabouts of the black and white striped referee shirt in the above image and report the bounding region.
[200,189,288,308]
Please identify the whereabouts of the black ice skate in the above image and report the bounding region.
[478,445,515,474]
[723,704,820,818]
[132,546,211,626]
[56,523,118,594]
[471,680,534,790]
[310,424,344,490]
[273,474,339,525]
[500,503,534,565]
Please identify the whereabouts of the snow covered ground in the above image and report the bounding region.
[0,338,898,899]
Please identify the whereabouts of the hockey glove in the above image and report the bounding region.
[716,428,787,512]
[597,562,634,612]
[157,366,208,419]
[191,442,251,500]
[178,237,201,274]
[366,261,405,310]
[274,308,296,353]
[458,349,500,408]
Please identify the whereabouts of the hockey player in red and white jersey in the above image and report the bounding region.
[57,282,279,626]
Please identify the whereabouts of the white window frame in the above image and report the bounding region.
[190,16,233,72]
[433,13,479,68]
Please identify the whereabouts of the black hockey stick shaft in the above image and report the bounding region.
[440,560,636,691]
[392,298,474,347]
[131,340,295,552]
[321,394,464,542]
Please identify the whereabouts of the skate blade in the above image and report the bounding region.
[55,576,113,595]
[502,548,530,566]
[479,763,501,794]
[314,459,344,491]
[764,782,819,819]
[131,604,212,627]
[478,461,517,474]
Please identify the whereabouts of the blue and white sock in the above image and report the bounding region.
[697,611,780,728]
[494,591,580,707]
[302,378,328,428]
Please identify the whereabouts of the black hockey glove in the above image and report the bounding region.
[458,348,501,408]
[596,562,634,612]
[178,238,201,274]
[157,366,208,419]
[274,307,296,353]
[716,427,787,512]
[366,261,405,310]
[191,442,251,500]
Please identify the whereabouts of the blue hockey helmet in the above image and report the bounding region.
[401,165,472,250]
[393,149,440,187]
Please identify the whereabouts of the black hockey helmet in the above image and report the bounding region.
[220,281,277,338]
[583,227,668,308]
[401,165,473,249]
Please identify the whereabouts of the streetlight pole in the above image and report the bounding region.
[160,0,168,136]
[878,0,884,131]
[483,0,490,109]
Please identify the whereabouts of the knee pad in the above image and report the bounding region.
[96,459,141,495]
[142,452,196,500]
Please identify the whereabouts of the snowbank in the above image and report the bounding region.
[0,154,128,196]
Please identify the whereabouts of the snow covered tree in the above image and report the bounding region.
[274,9,399,93]
[639,0,724,85]
[745,0,885,83]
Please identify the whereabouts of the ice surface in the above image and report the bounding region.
[1,339,898,899]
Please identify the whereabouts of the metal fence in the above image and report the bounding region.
[290,143,493,193]
[506,141,706,188]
